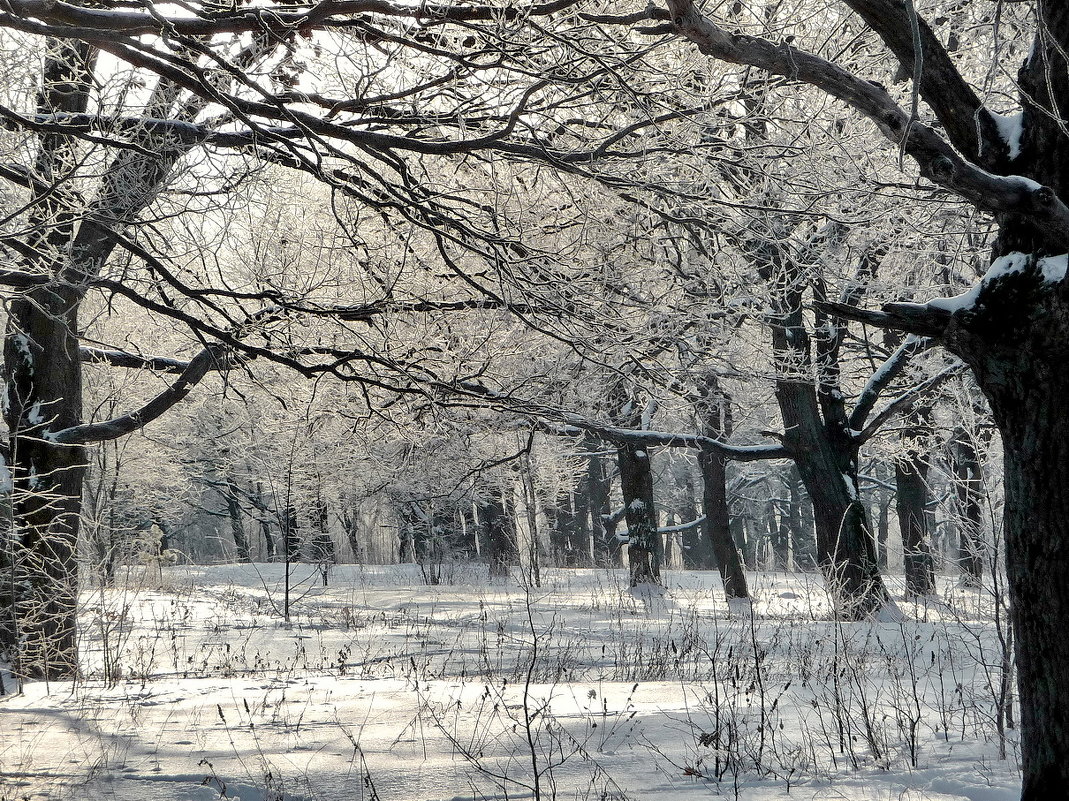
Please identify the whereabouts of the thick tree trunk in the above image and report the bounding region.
[895,460,935,598]
[4,290,86,680]
[697,447,748,599]
[616,444,661,586]
[955,355,1069,800]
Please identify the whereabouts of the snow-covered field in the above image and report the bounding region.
[0,565,1021,801]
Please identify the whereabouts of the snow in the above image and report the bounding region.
[988,110,1024,161]
[925,251,1038,312]
[0,564,1023,801]
[1039,253,1068,283]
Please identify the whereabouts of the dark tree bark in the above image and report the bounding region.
[2,39,96,679]
[480,489,514,579]
[659,1,1069,790]
[282,505,301,562]
[895,407,936,598]
[949,427,985,587]
[339,497,363,563]
[694,373,749,598]
[308,487,335,568]
[754,237,891,620]
[616,443,661,586]
[224,484,252,563]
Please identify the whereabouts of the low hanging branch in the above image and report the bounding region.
[51,344,230,444]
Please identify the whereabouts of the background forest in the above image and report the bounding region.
[0,0,1065,799]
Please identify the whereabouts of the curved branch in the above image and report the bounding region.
[663,0,1069,252]
[844,0,1004,167]
[52,345,228,444]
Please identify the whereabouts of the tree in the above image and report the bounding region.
[647,1,1069,795]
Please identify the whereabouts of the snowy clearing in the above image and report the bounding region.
[1,565,1020,801]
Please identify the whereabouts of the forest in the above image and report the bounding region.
[0,1,1065,800]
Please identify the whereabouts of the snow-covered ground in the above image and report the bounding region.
[0,565,1021,801]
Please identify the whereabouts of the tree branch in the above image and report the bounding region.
[843,0,1005,167]
[52,344,229,444]
[663,0,1069,252]
[848,334,934,431]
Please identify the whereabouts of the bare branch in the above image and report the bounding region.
[663,0,1069,252]
[52,344,229,444]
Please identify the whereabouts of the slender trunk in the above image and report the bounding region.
[695,373,748,598]
[678,466,712,569]
[225,485,251,563]
[791,465,818,571]
[876,478,891,572]
[896,407,936,597]
[481,489,514,579]
[586,449,616,565]
[771,496,790,571]
[282,505,301,562]
[950,427,985,587]
[617,444,661,586]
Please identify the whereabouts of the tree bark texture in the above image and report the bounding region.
[895,407,936,597]
[616,444,661,587]
[695,372,748,598]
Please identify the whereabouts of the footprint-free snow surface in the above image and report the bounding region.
[0,565,1021,800]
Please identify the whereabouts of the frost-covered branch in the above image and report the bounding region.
[848,335,934,431]
[662,0,1069,252]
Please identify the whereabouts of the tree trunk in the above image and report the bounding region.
[225,485,251,563]
[950,427,986,587]
[5,289,87,680]
[876,473,891,572]
[695,372,748,598]
[282,505,301,562]
[585,449,617,566]
[895,407,936,598]
[790,465,818,571]
[952,349,1069,800]
[480,490,514,579]
[677,466,712,569]
[616,444,661,586]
